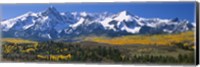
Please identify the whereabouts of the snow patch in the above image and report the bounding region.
[60,13,65,15]
[192,22,196,27]
[23,23,35,30]
[163,29,173,33]
[1,21,17,31]
[41,34,52,39]
[100,18,117,30]
[80,12,88,17]
[72,18,85,28]
[123,26,141,33]
[71,12,78,16]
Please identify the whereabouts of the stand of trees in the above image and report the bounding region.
[2,41,195,64]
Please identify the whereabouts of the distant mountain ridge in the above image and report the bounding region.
[0,6,195,40]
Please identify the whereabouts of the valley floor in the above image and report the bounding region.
[1,31,196,64]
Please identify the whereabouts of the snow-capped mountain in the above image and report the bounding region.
[0,7,195,40]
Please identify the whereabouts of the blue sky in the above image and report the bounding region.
[1,2,196,22]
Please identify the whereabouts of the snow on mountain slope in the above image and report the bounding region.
[71,18,85,28]
[99,11,144,33]
[0,7,195,40]
[1,12,37,31]
[114,11,133,22]
[100,18,115,30]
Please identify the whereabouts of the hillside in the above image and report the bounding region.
[2,38,37,44]
[85,31,195,46]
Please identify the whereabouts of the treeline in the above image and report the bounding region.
[117,53,194,64]
[2,41,195,64]
[36,41,122,62]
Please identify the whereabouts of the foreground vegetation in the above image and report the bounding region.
[1,31,195,64]
[2,40,195,64]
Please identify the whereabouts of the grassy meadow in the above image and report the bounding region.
[85,31,195,46]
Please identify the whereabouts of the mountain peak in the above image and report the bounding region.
[47,6,57,11]
[1,7,194,40]
[18,12,33,17]
[113,10,134,22]
[120,10,128,14]
[42,6,59,15]
[171,17,180,22]
[80,12,88,17]
[118,10,132,16]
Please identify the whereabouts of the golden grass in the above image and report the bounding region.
[85,31,195,46]
[2,38,37,44]
[2,38,38,48]
[37,54,72,61]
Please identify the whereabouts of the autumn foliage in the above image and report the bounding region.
[86,31,195,46]
[1,31,195,64]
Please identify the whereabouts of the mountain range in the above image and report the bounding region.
[0,6,195,41]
